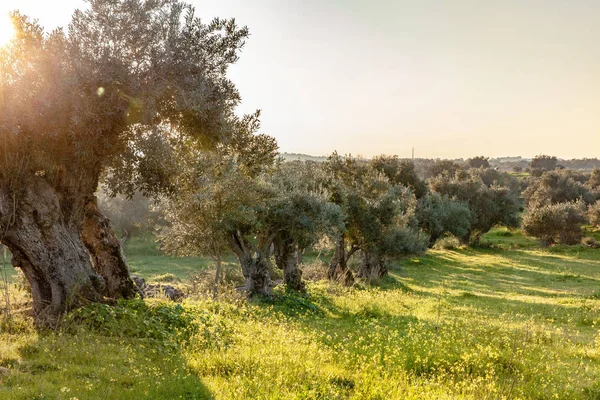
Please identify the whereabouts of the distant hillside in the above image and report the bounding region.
[281,153,600,172]
[280,153,328,162]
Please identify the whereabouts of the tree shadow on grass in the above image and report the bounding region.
[255,286,344,319]
[397,248,600,299]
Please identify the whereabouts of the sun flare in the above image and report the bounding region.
[0,14,15,46]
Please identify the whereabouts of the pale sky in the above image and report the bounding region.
[2,1,599,159]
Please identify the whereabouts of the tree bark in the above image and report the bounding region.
[82,196,136,300]
[296,248,304,266]
[471,231,484,246]
[0,177,105,326]
[428,233,439,248]
[327,235,355,286]
[244,255,272,295]
[460,230,472,246]
[357,250,388,281]
[274,238,305,292]
[229,233,272,296]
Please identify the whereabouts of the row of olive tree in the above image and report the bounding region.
[157,145,524,295]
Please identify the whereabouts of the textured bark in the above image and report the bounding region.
[229,233,272,296]
[327,236,355,286]
[460,230,472,246]
[244,256,272,295]
[0,177,105,326]
[357,251,388,280]
[427,233,439,248]
[296,249,304,266]
[274,239,305,292]
[82,196,136,299]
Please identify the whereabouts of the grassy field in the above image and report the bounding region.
[124,234,212,283]
[1,228,600,399]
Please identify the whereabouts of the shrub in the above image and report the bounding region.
[523,170,595,207]
[416,193,471,247]
[428,170,521,245]
[589,201,600,228]
[434,235,462,250]
[587,168,600,190]
[529,155,560,177]
[522,202,587,246]
[467,156,490,169]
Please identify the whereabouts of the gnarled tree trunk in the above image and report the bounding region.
[427,233,439,248]
[0,177,106,326]
[274,238,305,292]
[328,235,355,286]
[245,256,272,295]
[82,196,136,299]
[229,232,272,296]
[357,250,388,281]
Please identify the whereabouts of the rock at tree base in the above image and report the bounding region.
[131,275,184,301]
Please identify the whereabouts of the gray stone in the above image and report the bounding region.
[131,275,184,301]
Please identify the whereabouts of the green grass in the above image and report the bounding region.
[2,229,600,398]
[508,172,530,178]
[478,227,539,249]
[124,234,211,283]
[0,247,18,283]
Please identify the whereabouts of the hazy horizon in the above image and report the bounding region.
[2,0,598,159]
[280,152,597,161]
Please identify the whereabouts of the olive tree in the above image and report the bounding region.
[161,130,346,294]
[428,170,520,245]
[325,154,426,282]
[587,168,600,190]
[477,168,522,195]
[354,186,427,280]
[522,202,587,246]
[521,170,594,246]
[467,156,490,169]
[523,170,595,207]
[589,200,600,228]
[160,114,278,296]
[0,1,249,323]
[529,155,561,177]
[416,193,471,248]
[370,155,427,198]
[269,162,343,291]
[424,160,463,179]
